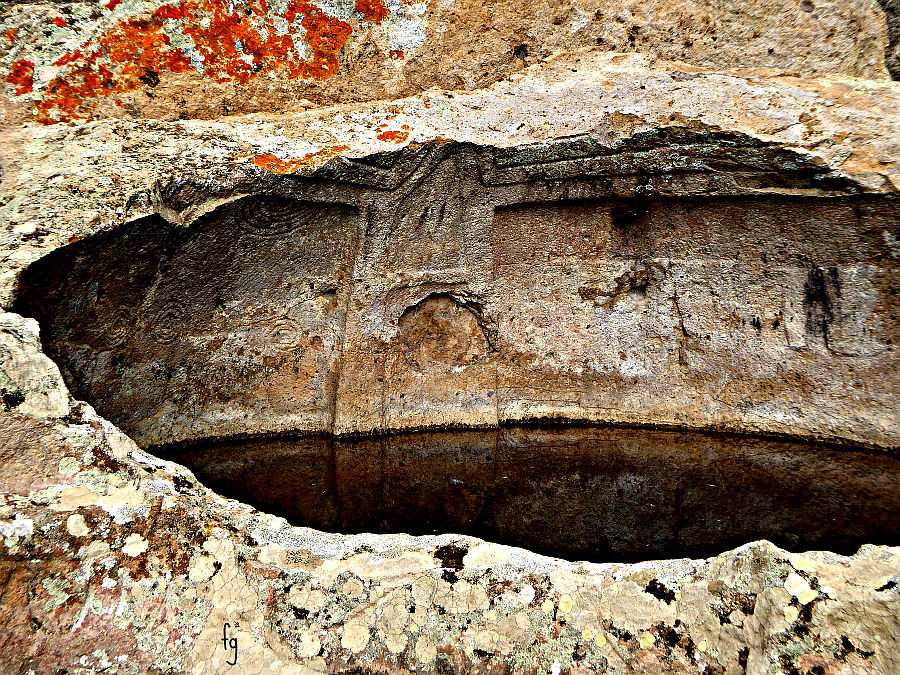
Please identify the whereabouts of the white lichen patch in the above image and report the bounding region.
[289,583,326,613]
[121,533,148,557]
[66,513,89,537]
[341,577,364,598]
[0,514,34,539]
[784,605,800,623]
[296,629,322,658]
[412,576,490,614]
[188,554,217,583]
[783,572,818,605]
[414,634,437,662]
[341,621,370,653]
[463,542,512,568]
[78,539,111,560]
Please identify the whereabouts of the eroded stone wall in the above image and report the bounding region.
[15,136,900,448]
[0,343,898,673]
[1,6,899,671]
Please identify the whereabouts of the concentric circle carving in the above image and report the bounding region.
[147,301,192,344]
[228,196,317,238]
[99,307,133,348]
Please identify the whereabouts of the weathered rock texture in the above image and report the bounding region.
[1,313,899,673]
[1,1,899,672]
[881,0,900,77]
[14,132,900,448]
[0,0,894,126]
[5,51,900,302]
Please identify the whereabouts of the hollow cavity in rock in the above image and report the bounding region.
[10,136,900,561]
[157,426,900,562]
[14,137,899,447]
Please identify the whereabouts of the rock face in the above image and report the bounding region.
[14,132,900,448]
[882,0,900,77]
[0,0,893,125]
[1,0,899,672]
[1,319,899,674]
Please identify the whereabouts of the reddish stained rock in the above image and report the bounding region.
[2,0,892,126]
[36,18,193,124]
[375,121,410,142]
[355,0,390,25]
[25,0,354,124]
[250,145,351,173]
[5,60,35,96]
[376,129,409,142]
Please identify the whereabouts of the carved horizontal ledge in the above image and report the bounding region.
[132,132,873,228]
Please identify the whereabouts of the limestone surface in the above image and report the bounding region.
[4,53,899,449]
[0,0,894,126]
[1,2,899,673]
[1,310,899,673]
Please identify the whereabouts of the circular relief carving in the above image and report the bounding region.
[397,294,491,369]
[146,300,192,345]
[269,316,304,349]
[102,307,134,348]
[229,196,317,238]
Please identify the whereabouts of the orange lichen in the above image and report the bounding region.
[251,145,350,173]
[3,28,18,43]
[51,17,68,28]
[252,154,300,173]
[5,59,35,95]
[36,15,193,123]
[17,0,355,124]
[388,49,405,60]
[105,0,123,9]
[294,5,353,80]
[376,129,409,142]
[355,0,389,25]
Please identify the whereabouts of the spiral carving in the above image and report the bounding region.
[146,300,192,345]
[227,196,318,238]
